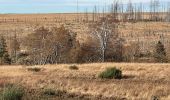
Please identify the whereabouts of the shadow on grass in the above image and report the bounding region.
[122,75,135,79]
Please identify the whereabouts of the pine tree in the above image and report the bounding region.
[0,36,11,64]
[2,52,11,64]
[154,41,167,63]
[0,36,6,57]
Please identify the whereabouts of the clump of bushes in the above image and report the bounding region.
[98,67,122,79]
[27,67,41,72]
[69,65,79,70]
[0,85,24,100]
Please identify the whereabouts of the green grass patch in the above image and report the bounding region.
[98,67,122,79]
[0,85,24,100]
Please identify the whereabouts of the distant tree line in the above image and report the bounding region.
[82,0,170,23]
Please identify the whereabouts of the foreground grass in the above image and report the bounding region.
[0,85,24,100]
[0,63,169,99]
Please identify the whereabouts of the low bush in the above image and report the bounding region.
[55,89,67,97]
[98,67,122,79]
[43,88,66,97]
[0,85,24,100]
[27,67,41,72]
[151,96,159,100]
[69,65,79,70]
[43,89,56,96]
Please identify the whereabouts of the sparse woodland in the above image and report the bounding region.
[0,0,170,65]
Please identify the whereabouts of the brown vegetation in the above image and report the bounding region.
[0,63,169,99]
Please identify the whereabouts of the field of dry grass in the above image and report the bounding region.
[0,14,170,99]
[0,63,169,99]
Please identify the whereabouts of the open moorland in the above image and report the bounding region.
[0,12,170,100]
[0,63,169,100]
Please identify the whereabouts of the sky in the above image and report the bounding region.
[0,0,169,14]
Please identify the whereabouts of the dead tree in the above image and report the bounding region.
[85,8,89,23]
[93,5,97,22]
[112,1,120,21]
[126,0,135,21]
[136,3,143,21]
[165,3,170,22]
[119,1,124,22]
[76,0,79,22]
[150,0,160,21]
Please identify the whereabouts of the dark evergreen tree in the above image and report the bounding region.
[0,36,6,57]
[154,41,167,63]
[0,36,11,64]
[2,52,11,64]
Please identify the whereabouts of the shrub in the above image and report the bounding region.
[69,65,79,70]
[0,85,24,100]
[43,89,56,96]
[154,41,167,63]
[55,89,66,97]
[151,96,159,100]
[27,67,41,72]
[98,67,122,79]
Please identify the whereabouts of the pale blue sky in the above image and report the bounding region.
[0,0,169,13]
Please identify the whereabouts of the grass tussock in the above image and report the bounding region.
[43,88,56,96]
[27,67,41,72]
[0,85,24,100]
[98,67,122,79]
[69,65,79,70]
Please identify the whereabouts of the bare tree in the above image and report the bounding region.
[136,3,143,21]
[76,0,79,22]
[112,1,120,21]
[85,8,89,22]
[150,0,160,21]
[92,5,97,22]
[126,0,135,21]
[165,2,170,22]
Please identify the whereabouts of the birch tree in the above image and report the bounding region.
[24,25,79,65]
[92,21,110,62]
[91,20,120,62]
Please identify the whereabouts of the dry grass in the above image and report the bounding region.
[0,63,169,99]
[0,14,170,99]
